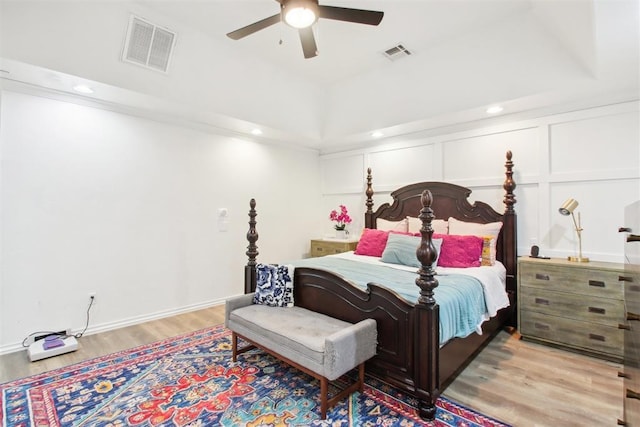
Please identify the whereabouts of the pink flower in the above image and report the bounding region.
[329,205,352,230]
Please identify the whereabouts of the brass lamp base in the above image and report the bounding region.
[568,256,589,263]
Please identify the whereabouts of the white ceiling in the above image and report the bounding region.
[0,0,638,152]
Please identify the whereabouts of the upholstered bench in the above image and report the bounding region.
[225,293,377,419]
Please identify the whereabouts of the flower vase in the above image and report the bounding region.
[335,229,348,239]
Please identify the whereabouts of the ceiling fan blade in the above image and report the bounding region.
[298,27,318,59]
[226,13,281,40]
[318,6,383,26]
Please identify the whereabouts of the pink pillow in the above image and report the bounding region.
[435,234,483,268]
[354,229,389,257]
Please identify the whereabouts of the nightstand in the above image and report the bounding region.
[310,239,358,257]
[518,257,625,362]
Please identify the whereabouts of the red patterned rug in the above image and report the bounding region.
[1,325,510,426]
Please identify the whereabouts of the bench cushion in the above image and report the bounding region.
[227,304,377,380]
[229,305,352,365]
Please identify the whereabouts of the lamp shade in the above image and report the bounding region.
[559,198,579,216]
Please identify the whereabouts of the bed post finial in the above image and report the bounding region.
[502,150,518,304]
[503,150,516,213]
[245,198,259,294]
[414,189,440,420]
[415,190,439,304]
[365,167,375,228]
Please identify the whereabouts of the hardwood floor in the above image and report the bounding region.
[445,329,623,426]
[0,305,622,426]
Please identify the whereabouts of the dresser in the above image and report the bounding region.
[619,201,640,426]
[310,239,358,257]
[518,257,625,362]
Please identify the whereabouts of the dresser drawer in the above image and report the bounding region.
[520,286,624,326]
[519,262,623,299]
[520,310,623,358]
[626,327,640,367]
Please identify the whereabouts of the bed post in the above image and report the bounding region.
[502,151,517,295]
[365,167,375,229]
[414,189,440,420]
[245,198,259,294]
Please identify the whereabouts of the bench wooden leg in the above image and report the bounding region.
[358,362,365,393]
[320,377,328,419]
[231,332,238,362]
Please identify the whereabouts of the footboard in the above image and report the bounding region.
[292,267,417,390]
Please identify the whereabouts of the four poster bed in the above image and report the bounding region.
[243,151,517,421]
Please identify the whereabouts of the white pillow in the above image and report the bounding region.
[447,217,503,265]
[407,216,449,235]
[377,218,408,233]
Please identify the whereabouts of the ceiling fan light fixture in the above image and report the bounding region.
[282,0,319,29]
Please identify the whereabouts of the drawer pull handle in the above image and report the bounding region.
[535,298,549,305]
[588,307,606,315]
[535,273,550,281]
[534,322,550,331]
[619,419,628,426]
[631,285,640,292]
[619,227,632,233]
[316,247,323,251]
[620,276,634,282]
[627,389,640,400]
[589,280,605,288]
[619,371,631,378]
[628,312,640,321]
[589,333,605,342]
[619,323,631,330]
[629,234,640,243]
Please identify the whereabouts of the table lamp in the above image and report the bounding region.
[559,198,589,262]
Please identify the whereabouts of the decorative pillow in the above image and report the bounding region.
[447,217,503,265]
[381,233,442,268]
[253,264,294,307]
[354,228,389,257]
[407,216,449,235]
[377,218,409,233]
[480,236,497,266]
[435,234,483,268]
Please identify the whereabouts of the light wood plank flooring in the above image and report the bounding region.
[0,305,623,426]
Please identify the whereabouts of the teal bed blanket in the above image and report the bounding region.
[289,257,488,345]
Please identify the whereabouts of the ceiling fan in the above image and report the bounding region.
[226,0,384,59]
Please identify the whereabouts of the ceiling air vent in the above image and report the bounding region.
[382,43,412,61]
[122,15,176,73]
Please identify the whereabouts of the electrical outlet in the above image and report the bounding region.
[88,292,96,299]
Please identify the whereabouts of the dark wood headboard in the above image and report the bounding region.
[364,150,517,294]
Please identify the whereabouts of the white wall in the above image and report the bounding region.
[320,101,640,262]
[0,90,322,353]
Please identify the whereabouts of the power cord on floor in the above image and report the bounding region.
[21,295,95,346]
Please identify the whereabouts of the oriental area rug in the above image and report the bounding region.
[0,325,510,427]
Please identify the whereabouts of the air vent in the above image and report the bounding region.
[122,15,176,73]
[382,43,412,61]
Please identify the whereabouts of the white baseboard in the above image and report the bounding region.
[0,298,226,356]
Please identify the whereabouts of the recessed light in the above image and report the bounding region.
[371,131,384,138]
[73,85,94,94]
[251,129,263,136]
[486,105,503,114]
